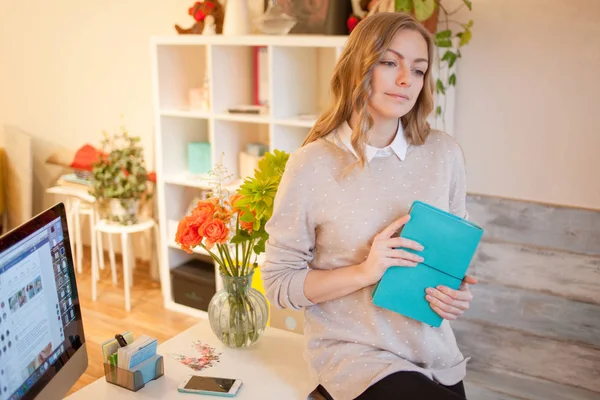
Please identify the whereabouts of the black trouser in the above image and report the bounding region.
[316,371,467,400]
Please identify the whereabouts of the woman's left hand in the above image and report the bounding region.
[425,275,478,320]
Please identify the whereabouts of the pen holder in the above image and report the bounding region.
[103,354,164,392]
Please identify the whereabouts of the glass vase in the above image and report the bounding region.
[255,0,297,35]
[208,272,269,348]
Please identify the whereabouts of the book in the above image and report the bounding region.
[371,201,484,327]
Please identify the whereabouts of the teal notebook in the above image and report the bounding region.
[371,201,484,327]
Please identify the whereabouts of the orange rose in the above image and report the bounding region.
[190,200,216,229]
[193,199,217,219]
[199,219,229,250]
[175,216,202,253]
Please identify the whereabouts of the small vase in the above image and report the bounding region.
[208,272,269,348]
[222,0,251,35]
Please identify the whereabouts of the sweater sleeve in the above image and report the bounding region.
[261,150,316,310]
[449,142,469,220]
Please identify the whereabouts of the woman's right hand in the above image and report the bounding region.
[355,215,425,286]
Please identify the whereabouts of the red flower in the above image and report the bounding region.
[147,171,156,183]
[347,16,359,33]
[194,9,206,21]
[205,1,215,9]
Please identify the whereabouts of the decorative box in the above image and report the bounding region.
[171,259,216,312]
[187,142,212,174]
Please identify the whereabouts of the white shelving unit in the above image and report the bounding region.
[150,34,457,319]
[150,35,347,318]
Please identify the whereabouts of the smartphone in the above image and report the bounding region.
[177,375,243,397]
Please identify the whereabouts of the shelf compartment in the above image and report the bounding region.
[156,45,209,111]
[211,45,269,115]
[213,120,269,181]
[162,183,206,223]
[214,113,270,124]
[159,116,210,177]
[160,109,211,119]
[163,173,243,193]
[271,46,338,120]
[271,125,310,154]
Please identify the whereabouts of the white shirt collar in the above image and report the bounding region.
[336,120,408,162]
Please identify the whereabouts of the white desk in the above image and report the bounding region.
[66,320,315,399]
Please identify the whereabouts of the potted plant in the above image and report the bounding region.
[174,150,290,348]
[90,123,152,225]
[395,0,474,116]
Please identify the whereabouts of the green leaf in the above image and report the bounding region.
[462,0,473,10]
[239,212,254,223]
[413,0,436,21]
[436,106,442,115]
[435,38,452,48]
[463,19,474,29]
[458,29,472,47]
[441,51,457,68]
[256,229,269,240]
[436,29,452,40]
[436,79,445,95]
[449,73,456,86]
[230,232,251,244]
[253,242,265,255]
[255,201,265,216]
[263,195,273,207]
[395,0,413,13]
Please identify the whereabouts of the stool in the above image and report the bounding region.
[94,217,160,311]
[46,186,117,280]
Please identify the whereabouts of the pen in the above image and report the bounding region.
[115,333,128,347]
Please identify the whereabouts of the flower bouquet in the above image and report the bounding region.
[174,150,289,348]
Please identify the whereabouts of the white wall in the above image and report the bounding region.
[454,0,600,210]
[0,0,266,258]
[0,0,195,211]
[1,0,598,220]
[0,0,265,215]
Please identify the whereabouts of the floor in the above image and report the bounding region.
[65,247,198,397]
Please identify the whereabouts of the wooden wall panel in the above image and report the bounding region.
[463,382,521,400]
[466,195,600,256]
[454,320,600,393]
[465,283,600,347]
[458,194,600,399]
[468,241,600,305]
[465,370,600,400]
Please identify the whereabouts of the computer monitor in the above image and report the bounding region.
[0,203,87,400]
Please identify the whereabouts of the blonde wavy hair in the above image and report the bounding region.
[302,12,435,169]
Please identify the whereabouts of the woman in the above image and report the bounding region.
[262,12,476,400]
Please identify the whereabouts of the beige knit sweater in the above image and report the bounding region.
[262,127,470,400]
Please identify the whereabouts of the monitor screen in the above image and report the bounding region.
[0,203,86,400]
